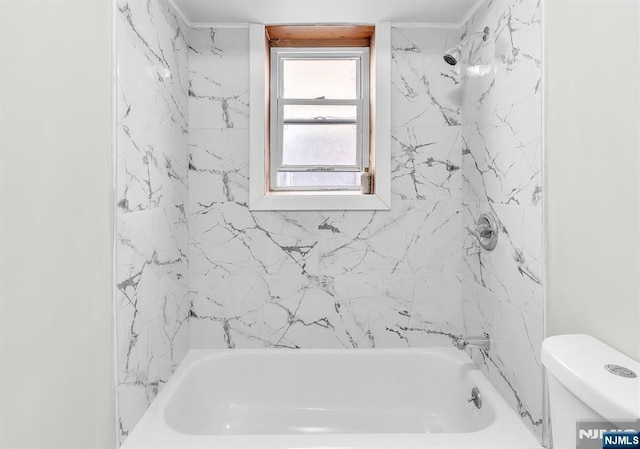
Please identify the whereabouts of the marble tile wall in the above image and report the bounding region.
[115,0,190,441]
[187,27,466,350]
[114,4,545,443]
[460,0,544,440]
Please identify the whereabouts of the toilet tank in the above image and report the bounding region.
[542,335,640,449]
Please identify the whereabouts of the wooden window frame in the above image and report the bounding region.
[249,23,391,211]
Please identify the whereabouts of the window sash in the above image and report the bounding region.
[276,98,363,172]
[280,98,360,126]
[270,47,370,191]
[276,50,364,99]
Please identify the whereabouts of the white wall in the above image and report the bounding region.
[0,1,115,447]
[545,0,640,361]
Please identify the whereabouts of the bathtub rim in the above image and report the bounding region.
[122,347,542,449]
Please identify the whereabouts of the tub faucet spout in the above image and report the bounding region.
[455,335,490,351]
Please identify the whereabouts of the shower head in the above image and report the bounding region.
[443,47,462,66]
[443,26,490,66]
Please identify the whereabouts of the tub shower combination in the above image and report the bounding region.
[116,0,546,446]
[122,346,540,449]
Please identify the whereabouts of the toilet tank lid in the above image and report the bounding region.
[542,334,640,420]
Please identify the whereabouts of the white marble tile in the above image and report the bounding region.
[333,273,463,348]
[116,205,190,439]
[113,8,545,445]
[462,201,543,321]
[460,2,543,209]
[316,200,461,275]
[184,28,466,379]
[461,0,542,123]
[461,66,542,128]
[190,274,345,349]
[188,66,250,130]
[189,128,250,206]
[462,279,543,439]
[190,272,463,350]
[188,27,250,56]
[462,96,542,207]
[116,0,188,129]
[115,0,190,441]
[460,0,544,442]
[391,52,461,127]
[391,126,462,200]
[392,26,462,54]
[117,383,153,442]
[461,51,541,124]
[117,103,188,213]
[190,199,462,278]
[189,202,321,276]
[188,29,250,129]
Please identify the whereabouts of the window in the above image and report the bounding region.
[249,24,391,211]
[270,47,369,191]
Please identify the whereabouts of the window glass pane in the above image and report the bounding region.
[276,172,359,188]
[283,59,357,99]
[283,105,357,122]
[282,124,357,166]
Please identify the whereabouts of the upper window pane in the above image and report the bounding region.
[282,59,357,99]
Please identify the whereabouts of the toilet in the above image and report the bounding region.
[542,334,640,449]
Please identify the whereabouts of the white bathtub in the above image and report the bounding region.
[122,348,541,449]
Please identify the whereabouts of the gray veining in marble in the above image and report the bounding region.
[115,0,190,441]
[115,3,544,444]
[187,27,466,357]
[460,0,544,440]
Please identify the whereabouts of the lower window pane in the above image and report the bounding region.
[276,171,359,189]
[282,124,357,166]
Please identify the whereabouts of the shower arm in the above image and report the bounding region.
[456,27,491,49]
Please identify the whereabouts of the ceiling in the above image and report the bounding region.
[171,0,482,27]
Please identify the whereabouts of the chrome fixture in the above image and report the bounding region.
[471,213,498,251]
[443,26,490,66]
[467,387,482,409]
[455,335,490,351]
[605,364,637,378]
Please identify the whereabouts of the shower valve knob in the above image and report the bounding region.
[474,213,498,251]
[475,223,493,238]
